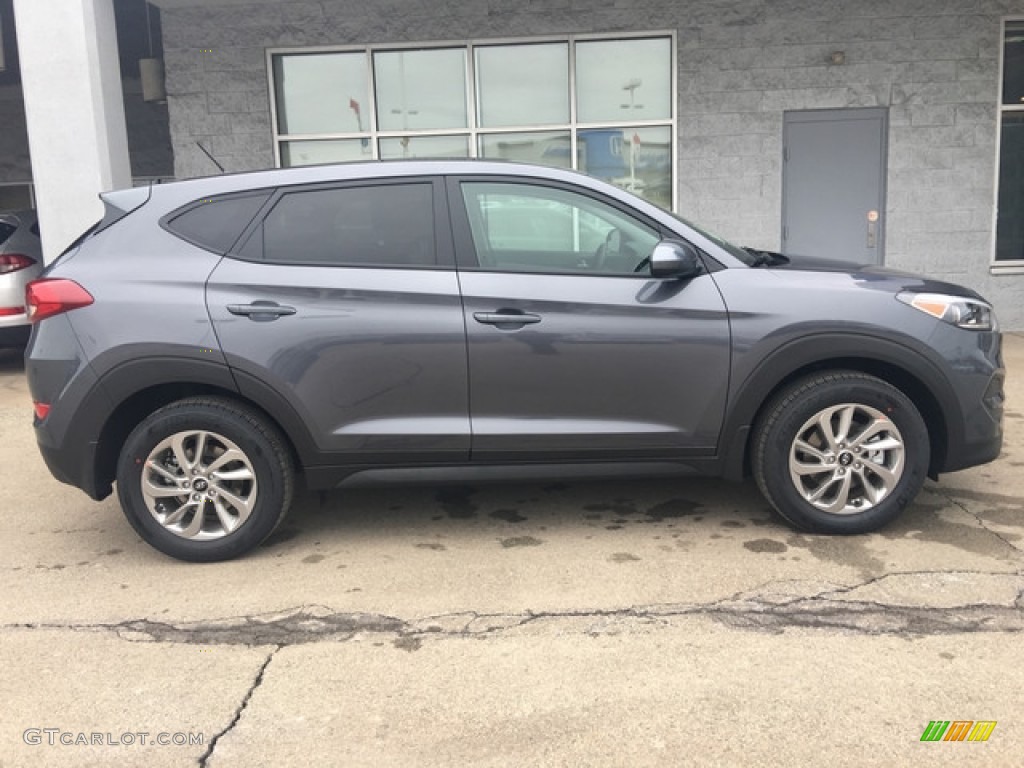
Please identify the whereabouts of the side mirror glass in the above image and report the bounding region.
[649,240,702,279]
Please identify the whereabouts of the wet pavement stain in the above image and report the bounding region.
[645,498,700,521]
[975,509,1024,534]
[302,554,325,564]
[883,511,1021,558]
[786,534,885,578]
[415,542,446,551]
[939,487,1024,509]
[490,509,527,523]
[743,539,787,554]
[605,525,624,530]
[500,536,544,548]
[609,552,641,563]
[436,487,478,519]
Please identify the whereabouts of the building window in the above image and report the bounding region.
[269,34,675,209]
[997,20,1024,262]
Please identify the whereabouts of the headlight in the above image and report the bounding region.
[897,292,996,331]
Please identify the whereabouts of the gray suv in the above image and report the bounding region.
[25,161,1004,561]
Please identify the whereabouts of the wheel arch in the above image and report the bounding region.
[81,358,316,500]
[719,334,959,481]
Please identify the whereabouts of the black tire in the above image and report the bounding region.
[752,371,929,534]
[116,397,294,562]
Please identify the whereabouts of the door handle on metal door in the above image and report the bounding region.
[473,310,542,327]
[226,301,297,321]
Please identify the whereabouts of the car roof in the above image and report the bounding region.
[139,160,609,205]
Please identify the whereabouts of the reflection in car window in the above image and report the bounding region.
[251,183,436,267]
[460,182,659,275]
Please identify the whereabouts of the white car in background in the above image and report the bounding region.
[0,210,42,347]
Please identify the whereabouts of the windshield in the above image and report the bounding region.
[668,211,756,266]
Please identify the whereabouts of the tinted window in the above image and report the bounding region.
[460,182,659,275]
[0,223,15,245]
[254,184,436,267]
[167,193,270,253]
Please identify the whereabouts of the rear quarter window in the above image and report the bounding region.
[165,192,271,253]
[0,222,16,245]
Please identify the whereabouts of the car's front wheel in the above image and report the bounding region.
[752,371,929,534]
[116,397,294,561]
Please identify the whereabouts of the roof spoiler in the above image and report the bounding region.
[97,184,153,232]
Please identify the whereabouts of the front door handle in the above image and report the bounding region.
[473,310,542,328]
[227,301,297,321]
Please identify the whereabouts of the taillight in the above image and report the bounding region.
[33,402,51,421]
[25,278,94,322]
[0,253,36,274]
[0,307,24,316]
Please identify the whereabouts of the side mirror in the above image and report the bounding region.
[649,240,702,279]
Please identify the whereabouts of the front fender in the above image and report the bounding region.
[717,332,961,480]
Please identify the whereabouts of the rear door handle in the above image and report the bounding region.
[473,310,542,327]
[227,301,297,321]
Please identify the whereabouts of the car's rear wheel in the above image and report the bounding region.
[752,371,929,534]
[116,397,293,561]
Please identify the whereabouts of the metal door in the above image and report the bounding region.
[782,108,888,264]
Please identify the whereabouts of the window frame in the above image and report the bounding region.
[994,16,1024,272]
[228,176,454,270]
[267,31,678,212]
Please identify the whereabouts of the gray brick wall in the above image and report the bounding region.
[161,0,1024,328]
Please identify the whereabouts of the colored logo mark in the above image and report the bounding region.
[920,720,996,742]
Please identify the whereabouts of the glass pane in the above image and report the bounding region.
[261,184,436,266]
[273,53,369,135]
[575,38,671,123]
[374,49,468,131]
[1004,21,1024,105]
[475,43,569,127]
[997,113,1024,260]
[578,126,673,209]
[168,194,270,253]
[378,135,469,159]
[478,131,572,167]
[460,181,659,275]
[280,139,370,167]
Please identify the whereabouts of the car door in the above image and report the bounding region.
[449,177,731,461]
[206,177,470,464]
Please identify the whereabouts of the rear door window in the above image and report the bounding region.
[241,183,437,268]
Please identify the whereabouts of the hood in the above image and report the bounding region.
[768,252,987,302]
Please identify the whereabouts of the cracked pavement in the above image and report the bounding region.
[1,336,1022,767]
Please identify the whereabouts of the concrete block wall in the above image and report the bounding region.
[161,0,1024,328]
